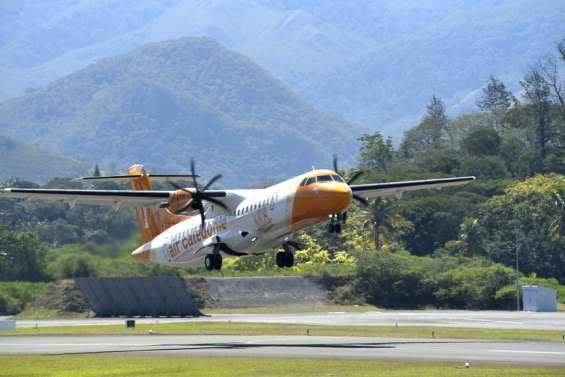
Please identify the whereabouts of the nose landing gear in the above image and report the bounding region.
[328,213,345,234]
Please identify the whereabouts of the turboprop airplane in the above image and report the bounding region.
[0,158,474,271]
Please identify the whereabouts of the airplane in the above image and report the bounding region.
[0,158,474,271]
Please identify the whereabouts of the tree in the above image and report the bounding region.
[461,127,501,156]
[358,132,393,173]
[536,57,564,107]
[520,68,552,160]
[463,175,565,283]
[558,39,565,61]
[363,198,412,250]
[401,96,449,156]
[93,164,101,177]
[0,225,47,281]
[476,76,516,128]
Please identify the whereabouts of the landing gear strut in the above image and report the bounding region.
[328,214,343,234]
[205,253,222,271]
[276,243,294,268]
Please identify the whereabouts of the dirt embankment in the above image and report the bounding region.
[31,280,90,313]
[31,276,334,314]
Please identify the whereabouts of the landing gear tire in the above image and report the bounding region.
[335,223,342,234]
[284,251,294,268]
[205,254,222,271]
[328,222,335,233]
[205,255,214,271]
[276,251,294,268]
[213,254,222,270]
[276,251,285,268]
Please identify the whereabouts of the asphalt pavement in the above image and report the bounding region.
[1,335,565,366]
[12,310,565,330]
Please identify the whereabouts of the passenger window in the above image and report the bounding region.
[317,175,332,182]
[305,177,316,185]
[332,175,345,183]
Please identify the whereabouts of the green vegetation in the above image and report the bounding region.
[0,282,50,315]
[0,37,358,186]
[2,39,565,315]
[1,356,562,377]
[4,322,564,342]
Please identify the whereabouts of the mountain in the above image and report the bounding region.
[1,0,564,138]
[0,135,87,183]
[298,0,565,135]
[0,37,359,185]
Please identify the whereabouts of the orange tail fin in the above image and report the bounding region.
[128,164,188,242]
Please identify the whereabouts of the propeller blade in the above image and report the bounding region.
[202,195,229,210]
[353,194,369,207]
[202,173,223,191]
[199,206,206,228]
[333,154,339,174]
[168,180,192,194]
[347,170,364,185]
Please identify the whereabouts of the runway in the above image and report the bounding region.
[12,310,565,330]
[2,335,565,366]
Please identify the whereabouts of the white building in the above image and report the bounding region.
[522,285,557,312]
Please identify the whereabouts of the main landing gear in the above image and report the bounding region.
[276,243,294,268]
[205,253,222,271]
[328,213,345,234]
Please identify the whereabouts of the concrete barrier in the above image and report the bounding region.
[202,276,329,308]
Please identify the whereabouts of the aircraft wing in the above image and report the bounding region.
[349,176,475,199]
[0,188,226,209]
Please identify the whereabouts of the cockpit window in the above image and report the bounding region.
[332,175,345,183]
[300,178,308,186]
[305,177,316,185]
[317,175,332,182]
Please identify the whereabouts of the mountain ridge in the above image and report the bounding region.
[0,37,359,186]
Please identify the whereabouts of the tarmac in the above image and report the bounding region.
[3,310,565,367]
[9,310,565,330]
[1,335,565,366]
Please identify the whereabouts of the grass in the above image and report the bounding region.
[0,356,563,377]
[12,309,91,320]
[558,303,565,312]
[204,304,379,314]
[3,321,565,342]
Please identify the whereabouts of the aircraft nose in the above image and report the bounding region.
[314,182,352,213]
[328,183,352,212]
[131,243,153,261]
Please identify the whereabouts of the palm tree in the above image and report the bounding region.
[549,192,565,240]
[363,197,412,250]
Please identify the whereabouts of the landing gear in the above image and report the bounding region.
[205,254,222,271]
[328,214,342,234]
[276,243,295,268]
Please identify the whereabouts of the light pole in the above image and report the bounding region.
[514,228,521,311]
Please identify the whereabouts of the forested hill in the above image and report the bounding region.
[1,1,564,139]
[0,135,87,183]
[0,37,359,185]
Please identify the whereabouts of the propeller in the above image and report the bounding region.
[166,159,228,227]
[332,154,368,207]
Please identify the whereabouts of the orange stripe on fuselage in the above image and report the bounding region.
[290,170,352,230]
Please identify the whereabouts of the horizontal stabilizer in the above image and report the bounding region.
[75,174,199,182]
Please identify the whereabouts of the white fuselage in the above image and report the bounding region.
[147,179,296,267]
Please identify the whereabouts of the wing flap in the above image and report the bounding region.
[350,176,475,199]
